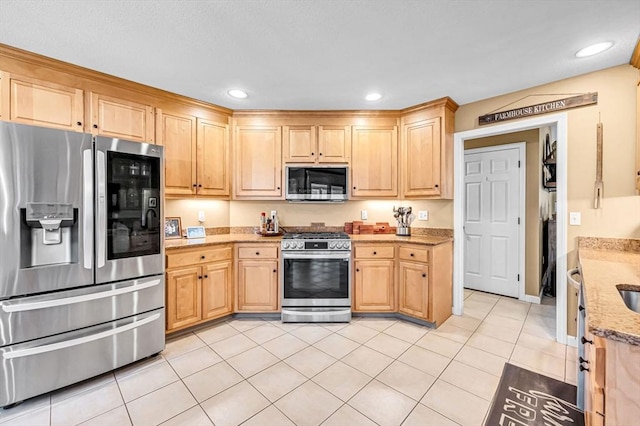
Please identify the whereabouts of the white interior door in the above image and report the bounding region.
[464,145,522,297]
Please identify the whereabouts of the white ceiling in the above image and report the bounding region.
[0,0,638,110]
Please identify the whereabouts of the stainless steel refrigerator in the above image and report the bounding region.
[0,122,165,407]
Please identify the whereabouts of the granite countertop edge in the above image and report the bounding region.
[165,233,453,251]
[578,243,640,346]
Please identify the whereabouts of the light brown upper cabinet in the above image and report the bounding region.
[400,98,457,199]
[283,125,350,164]
[88,92,154,142]
[6,73,84,132]
[157,110,229,198]
[0,71,7,120]
[351,125,398,197]
[234,125,283,198]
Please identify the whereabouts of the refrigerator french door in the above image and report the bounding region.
[95,137,163,283]
[0,122,165,408]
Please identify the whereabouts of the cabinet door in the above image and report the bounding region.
[90,92,154,142]
[237,260,279,311]
[402,118,441,197]
[354,260,395,311]
[0,71,8,121]
[8,74,84,131]
[318,125,350,163]
[351,126,398,197]
[235,126,282,198]
[284,125,316,163]
[157,109,197,196]
[202,261,233,320]
[197,119,229,196]
[398,261,429,318]
[166,266,202,330]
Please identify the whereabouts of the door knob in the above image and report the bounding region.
[581,337,593,345]
[579,365,590,372]
[579,357,589,364]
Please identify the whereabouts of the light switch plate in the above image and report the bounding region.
[361,210,368,220]
[198,211,205,223]
[569,212,581,226]
[418,211,429,220]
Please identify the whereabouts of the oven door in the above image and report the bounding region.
[281,251,351,307]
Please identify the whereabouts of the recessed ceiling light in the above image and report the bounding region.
[365,93,382,101]
[227,89,248,99]
[575,42,613,58]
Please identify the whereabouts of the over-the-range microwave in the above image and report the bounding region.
[285,166,348,202]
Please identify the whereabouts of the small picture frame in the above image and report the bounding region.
[186,226,206,239]
[164,217,182,239]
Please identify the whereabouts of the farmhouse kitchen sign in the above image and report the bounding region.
[479,92,598,125]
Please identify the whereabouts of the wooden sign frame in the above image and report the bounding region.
[479,93,598,125]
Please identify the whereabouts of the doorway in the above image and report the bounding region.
[453,113,568,345]
[463,143,525,298]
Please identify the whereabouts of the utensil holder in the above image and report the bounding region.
[396,226,411,236]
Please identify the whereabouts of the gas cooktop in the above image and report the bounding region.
[282,232,350,240]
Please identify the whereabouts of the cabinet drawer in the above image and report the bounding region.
[398,246,429,263]
[354,245,395,259]
[166,246,232,269]
[237,246,278,259]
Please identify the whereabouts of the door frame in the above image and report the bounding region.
[453,113,568,345]
[463,142,526,301]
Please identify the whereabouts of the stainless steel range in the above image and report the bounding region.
[281,232,352,323]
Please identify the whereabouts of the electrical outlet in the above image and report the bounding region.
[198,211,205,223]
[569,212,581,226]
[418,211,429,221]
[270,210,277,218]
[361,210,368,220]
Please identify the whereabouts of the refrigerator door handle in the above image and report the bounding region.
[1,278,161,313]
[83,149,93,270]
[2,313,161,360]
[96,150,106,268]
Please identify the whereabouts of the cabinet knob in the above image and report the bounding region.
[198,184,202,187]
[193,184,197,187]
[579,357,589,364]
[93,124,98,129]
[319,153,323,156]
[435,184,439,188]
[581,337,593,345]
[255,252,260,255]
[204,274,208,278]
[410,253,414,257]
[579,365,590,372]
[422,273,426,277]
[277,186,280,190]
[273,269,277,273]
[76,121,82,126]
[201,255,205,259]
[311,152,314,156]
[198,276,202,279]
[356,268,360,272]
[373,251,377,255]
[353,186,356,190]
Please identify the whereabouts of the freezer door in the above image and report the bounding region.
[0,309,165,407]
[0,123,94,299]
[94,137,164,284]
[0,275,164,346]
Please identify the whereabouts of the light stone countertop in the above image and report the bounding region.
[579,245,640,345]
[165,233,453,252]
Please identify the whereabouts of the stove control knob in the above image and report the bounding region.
[283,242,289,249]
[297,242,304,249]
[329,242,336,249]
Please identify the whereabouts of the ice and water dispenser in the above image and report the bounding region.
[22,202,78,268]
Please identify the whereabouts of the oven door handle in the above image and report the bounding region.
[281,251,351,260]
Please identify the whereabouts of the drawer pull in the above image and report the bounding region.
[373,251,377,255]
[579,365,590,372]
[201,255,206,259]
[410,253,414,257]
[581,337,593,345]
[579,357,589,364]
[256,252,260,256]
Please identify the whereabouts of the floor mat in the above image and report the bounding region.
[485,363,584,426]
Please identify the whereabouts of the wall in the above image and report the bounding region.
[456,64,640,335]
[464,129,542,297]
[165,200,230,229]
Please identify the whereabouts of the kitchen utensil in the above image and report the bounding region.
[594,122,604,209]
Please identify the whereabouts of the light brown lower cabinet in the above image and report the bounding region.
[165,245,232,332]
[235,244,280,312]
[398,261,428,318]
[353,244,396,312]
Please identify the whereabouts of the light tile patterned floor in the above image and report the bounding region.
[0,290,576,426]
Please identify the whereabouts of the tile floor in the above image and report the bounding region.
[0,290,577,426]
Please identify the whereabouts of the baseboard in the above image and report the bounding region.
[566,335,578,347]
[522,287,543,304]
